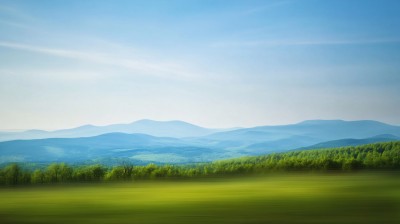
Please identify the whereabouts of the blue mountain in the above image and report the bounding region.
[297,134,400,150]
[0,119,221,142]
[0,133,239,165]
[197,120,400,153]
[1,119,400,165]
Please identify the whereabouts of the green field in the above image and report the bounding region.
[0,172,399,224]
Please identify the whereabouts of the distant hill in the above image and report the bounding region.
[0,133,241,165]
[198,120,400,153]
[1,119,400,165]
[0,119,222,141]
[297,134,400,150]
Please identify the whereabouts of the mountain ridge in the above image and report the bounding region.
[1,119,400,165]
[0,119,221,141]
[297,134,400,150]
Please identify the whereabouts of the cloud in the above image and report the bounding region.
[0,5,38,23]
[0,19,31,29]
[211,38,400,48]
[0,41,197,80]
[0,4,197,81]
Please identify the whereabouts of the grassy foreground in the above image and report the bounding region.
[0,172,399,224]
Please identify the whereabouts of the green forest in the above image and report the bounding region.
[1,141,399,186]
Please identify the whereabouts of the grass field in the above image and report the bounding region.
[0,172,399,224]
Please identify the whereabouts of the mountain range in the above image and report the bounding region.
[0,119,399,165]
[0,119,224,142]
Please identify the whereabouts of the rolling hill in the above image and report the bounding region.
[297,134,400,150]
[1,119,400,165]
[0,133,240,165]
[197,120,400,152]
[0,119,222,142]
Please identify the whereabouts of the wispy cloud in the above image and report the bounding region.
[0,19,31,29]
[211,38,400,48]
[0,5,38,23]
[0,41,197,80]
[0,4,198,81]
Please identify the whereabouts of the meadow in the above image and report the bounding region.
[0,172,399,224]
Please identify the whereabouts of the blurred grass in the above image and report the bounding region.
[0,172,399,224]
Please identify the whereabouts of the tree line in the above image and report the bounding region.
[0,141,399,186]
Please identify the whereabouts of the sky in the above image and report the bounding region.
[0,0,400,130]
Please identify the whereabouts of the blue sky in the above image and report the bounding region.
[0,0,399,130]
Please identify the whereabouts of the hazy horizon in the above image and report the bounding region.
[1,0,399,130]
[1,118,399,133]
